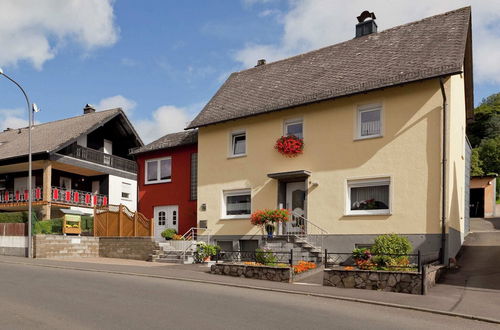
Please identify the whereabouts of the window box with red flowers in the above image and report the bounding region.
[274,135,304,157]
[250,209,290,238]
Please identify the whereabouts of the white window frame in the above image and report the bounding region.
[345,177,391,216]
[145,157,172,184]
[121,182,131,201]
[356,103,383,140]
[284,118,304,139]
[228,130,247,158]
[221,189,251,219]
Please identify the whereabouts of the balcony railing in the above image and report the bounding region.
[66,144,137,173]
[51,186,108,207]
[0,187,43,204]
[0,187,108,208]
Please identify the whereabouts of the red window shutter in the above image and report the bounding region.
[23,190,29,200]
[93,195,98,206]
[35,188,41,200]
[65,191,71,202]
[85,194,91,204]
[102,196,108,206]
[53,188,59,200]
[15,191,20,201]
[73,191,79,203]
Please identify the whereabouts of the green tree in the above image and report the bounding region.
[470,148,484,176]
[478,136,500,175]
[468,92,500,147]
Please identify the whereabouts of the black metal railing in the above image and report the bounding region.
[0,187,43,204]
[65,144,137,173]
[51,186,108,207]
[324,250,440,273]
[213,249,320,266]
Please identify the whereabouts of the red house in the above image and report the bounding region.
[131,130,197,239]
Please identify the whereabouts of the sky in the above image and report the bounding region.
[0,0,499,144]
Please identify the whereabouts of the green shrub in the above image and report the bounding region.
[194,242,221,263]
[50,218,63,234]
[0,211,38,223]
[33,221,52,234]
[255,248,277,265]
[161,228,177,240]
[371,234,412,267]
[82,216,93,232]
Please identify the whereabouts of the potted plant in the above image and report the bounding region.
[275,135,304,157]
[161,228,177,240]
[251,209,290,238]
[194,242,221,263]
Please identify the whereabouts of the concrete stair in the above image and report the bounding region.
[262,236,323,263]
[150,241,196,264]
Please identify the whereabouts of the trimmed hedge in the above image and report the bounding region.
[0,211,38,223]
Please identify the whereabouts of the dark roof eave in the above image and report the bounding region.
[187,71,463,129]
[130,141,197,156]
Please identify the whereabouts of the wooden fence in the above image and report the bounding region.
[93,204,153,237]
[0,223,27,236]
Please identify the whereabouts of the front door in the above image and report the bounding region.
[285,182,306,234]
[154,205,179,240]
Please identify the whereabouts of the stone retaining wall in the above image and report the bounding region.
[323,268,422,294]
[33,235,99,258]
[211,263,292,283]
[33,235,158,261]
[99,237,158,260]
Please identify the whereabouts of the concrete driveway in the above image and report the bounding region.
[434,217,500,319]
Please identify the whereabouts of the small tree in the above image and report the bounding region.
[371,234,412,255]
[471,148,484,176]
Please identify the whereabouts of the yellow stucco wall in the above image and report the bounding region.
[197,77,465,237]
[447,74,467,238]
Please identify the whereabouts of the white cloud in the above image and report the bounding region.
[134,106,192,144]
[0,0,118,70]
[95,95,137,116]
[0,108,36,131]
[236,0,500,83]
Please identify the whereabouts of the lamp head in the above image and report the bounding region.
[32,103,40,113]
[0,67,3,75]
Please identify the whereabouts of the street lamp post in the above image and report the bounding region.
[0,67,37,258]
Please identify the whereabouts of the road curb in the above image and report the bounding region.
[1,259,499,325]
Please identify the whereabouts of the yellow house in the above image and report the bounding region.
[187,7,474,262]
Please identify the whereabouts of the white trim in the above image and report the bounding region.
[283,117,304,139]
[221,188,251,219]
[345,176,392,216]
[145,156,172,185]
[228,130,247,157]
[355,103,383,140]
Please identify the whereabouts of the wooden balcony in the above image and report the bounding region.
[66,144,137,173]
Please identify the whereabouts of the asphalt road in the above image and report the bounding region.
[0,263,495,330]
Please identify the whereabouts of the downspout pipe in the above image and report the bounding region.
[439,78,447,264]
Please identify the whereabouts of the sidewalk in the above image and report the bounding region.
[0,254,498,324]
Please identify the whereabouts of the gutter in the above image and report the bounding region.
[439,78,447,264]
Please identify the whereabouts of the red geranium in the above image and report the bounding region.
[275,135,304,157]
[250,209,291,226]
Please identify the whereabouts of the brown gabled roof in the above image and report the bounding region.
[0,108,140,161]
[130,130,197,155]
[187,7,471,129]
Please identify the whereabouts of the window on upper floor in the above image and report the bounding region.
[230,130,246,157]
[346,178,391,215]
[357,104,382,139]
[222,189,251,219]
[284,118,303,139]
[145,157,171,184]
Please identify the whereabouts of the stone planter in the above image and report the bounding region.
[211,263,292,283]
[323,267,422,294]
